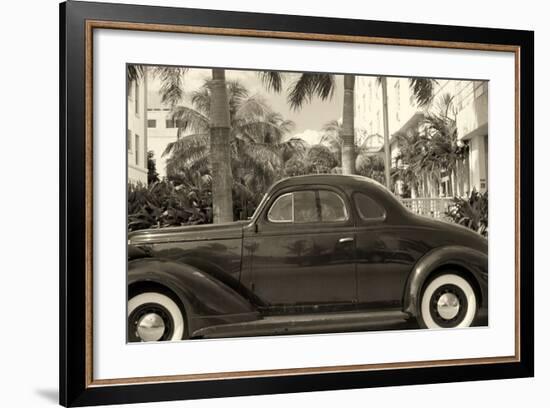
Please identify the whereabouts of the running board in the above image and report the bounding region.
[193,310,411,339]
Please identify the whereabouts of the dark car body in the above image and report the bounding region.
[128,175,488,338]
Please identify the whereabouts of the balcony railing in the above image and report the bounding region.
[399,197,453,219]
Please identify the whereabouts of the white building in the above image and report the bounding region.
[454,80,488,193]
[127,73,148,184]
[354,76,488,198]
[146,76,180,179]
[354,76,421,166]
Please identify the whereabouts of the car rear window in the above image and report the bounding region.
[354,193,386,220]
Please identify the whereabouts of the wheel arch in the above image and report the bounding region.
[128,280,188,313]
[418,263,483,310]
[128,257,260,337]
[403,245,488,317]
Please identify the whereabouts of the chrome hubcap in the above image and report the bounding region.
[436,293,460,320]
[136,312,165,341]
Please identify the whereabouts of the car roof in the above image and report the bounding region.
[270,174,388,194]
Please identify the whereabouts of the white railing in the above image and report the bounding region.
[399,197,453,219]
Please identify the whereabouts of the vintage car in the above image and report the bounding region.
[128,174,488,342]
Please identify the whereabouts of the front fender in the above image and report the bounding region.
[128,257,259,336]
[403,245,488,317]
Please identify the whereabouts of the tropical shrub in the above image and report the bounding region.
[304,145,339,174]
[128,181,212,232]
[147,150,160,185]
[356,154,385,185]
[445,189,488,236]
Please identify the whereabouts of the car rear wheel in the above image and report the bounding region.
[128,291,186,342]
[419,273,477,329]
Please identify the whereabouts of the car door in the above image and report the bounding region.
[353,192,416,308]
[242,186,357,310]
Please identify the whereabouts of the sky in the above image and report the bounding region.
[149,67,345,145]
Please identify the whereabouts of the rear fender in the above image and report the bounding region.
[403,245,488,316]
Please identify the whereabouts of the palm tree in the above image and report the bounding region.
[379,77,392,190]
[377,76,437,191]
[390,90,467,199]
[286,72,358,175]
[355,154,385,185]
[143,66,233,224]
[341,75,356,174]
[422,111,468,197]
[157,68,309,223]
[320,119,343,166]
[393,130,429,197]
[164,79,302,217]
[208,69,233,223]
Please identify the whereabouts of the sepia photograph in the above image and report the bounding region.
[126,64,489,343]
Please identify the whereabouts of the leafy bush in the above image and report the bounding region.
[446,189,488,236]
[128,181,212,232]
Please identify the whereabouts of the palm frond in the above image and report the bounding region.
[192,79,250,118]
[258,71,284,93]
[190,86,212,116]
[152,66,188,107]
[287,73,336,110]
[163,133,209,158]
[170,106,210,134]
[434,92,456,119]
[409,78,437,107]
[235,95,271,119]
[127,64,144,85]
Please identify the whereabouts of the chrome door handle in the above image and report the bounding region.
[338,237,354,244]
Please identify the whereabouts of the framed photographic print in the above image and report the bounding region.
[59,0,534,406]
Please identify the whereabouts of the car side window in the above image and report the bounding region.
[354,193,386,220]
[267,193,293,222]
[293,191,319,223]
[267,190,348,224]
[318,190,348,222]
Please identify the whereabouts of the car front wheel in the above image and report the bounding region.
[128,291,186,342]
[419,273,477,329]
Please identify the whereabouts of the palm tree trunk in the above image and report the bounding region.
[451,160,459,197]
[458,159,464,197]
[341,75,355,175]
[381,77,392,189]
[210,68,233,223]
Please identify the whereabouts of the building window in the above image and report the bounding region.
[135,134,140,166]
[147,119,156,128]
[166,119,185,128]
[394,81,401,121]
[127,129,131,151]
[134,82,140,115]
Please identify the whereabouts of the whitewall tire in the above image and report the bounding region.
[128,292,185,342]
[420,274,477,329]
